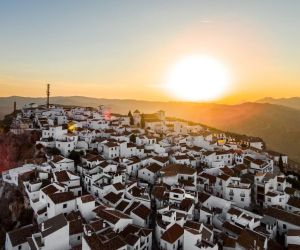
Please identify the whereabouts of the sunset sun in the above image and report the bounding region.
[165,55,231,102]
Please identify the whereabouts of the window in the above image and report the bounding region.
[63,203,67,208]
[241,198,244,201]
[48,203,50,208]
[283,224,287,229]
[18,245,22,250]
[77,236,81,240]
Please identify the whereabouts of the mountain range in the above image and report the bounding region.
[257,97,300,110]
[1,96,300,164]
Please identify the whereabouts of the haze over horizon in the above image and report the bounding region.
[1,94,300,106]
[1,1,300,103]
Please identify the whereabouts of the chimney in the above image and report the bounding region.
[41,222,45,231]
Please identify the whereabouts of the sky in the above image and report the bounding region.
[0,0,299,104]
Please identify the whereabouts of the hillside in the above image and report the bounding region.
[186,102,300,164]
[257,97,300,110]
[1,96,300,164]
[0,131,41,172]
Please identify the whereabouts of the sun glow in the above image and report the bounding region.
[164,55,231,101]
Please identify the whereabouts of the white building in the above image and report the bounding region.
[47,191,76,218]
[27,214,69,250]
[138,163,161,184]
[5,224,37,250]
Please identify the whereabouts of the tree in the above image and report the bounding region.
[128,111,134,125]
[46,147,61,156]
[129,134,136,143]
[35,143,44,150]
[0,113,14,133]
[69,150,82,166]
[278,155,284,172]
[141,114,145,128]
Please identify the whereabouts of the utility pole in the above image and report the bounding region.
[46,83,50,108]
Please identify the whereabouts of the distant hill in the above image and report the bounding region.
[257,97,300,110]
[1,96,300,164]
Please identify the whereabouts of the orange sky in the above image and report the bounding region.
[0,1,299,104]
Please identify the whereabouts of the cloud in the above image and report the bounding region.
[200,18,212,23]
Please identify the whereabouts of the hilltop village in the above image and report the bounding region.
[2,103,300,250]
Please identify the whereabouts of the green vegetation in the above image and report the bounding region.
[69,150,83,166]
[287,177,300,190]
[128,110,134,125]
[141,114,145,128]
[130,134,136,143]
[0,131,40,171]
[46,147,61,155]
[0,112,15,133]
[278,155,284,172]
[0,181,34,246]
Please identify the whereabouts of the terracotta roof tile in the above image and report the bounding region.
[49,191,74,204]
[132,204,151,220]
[161,223,183,244]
